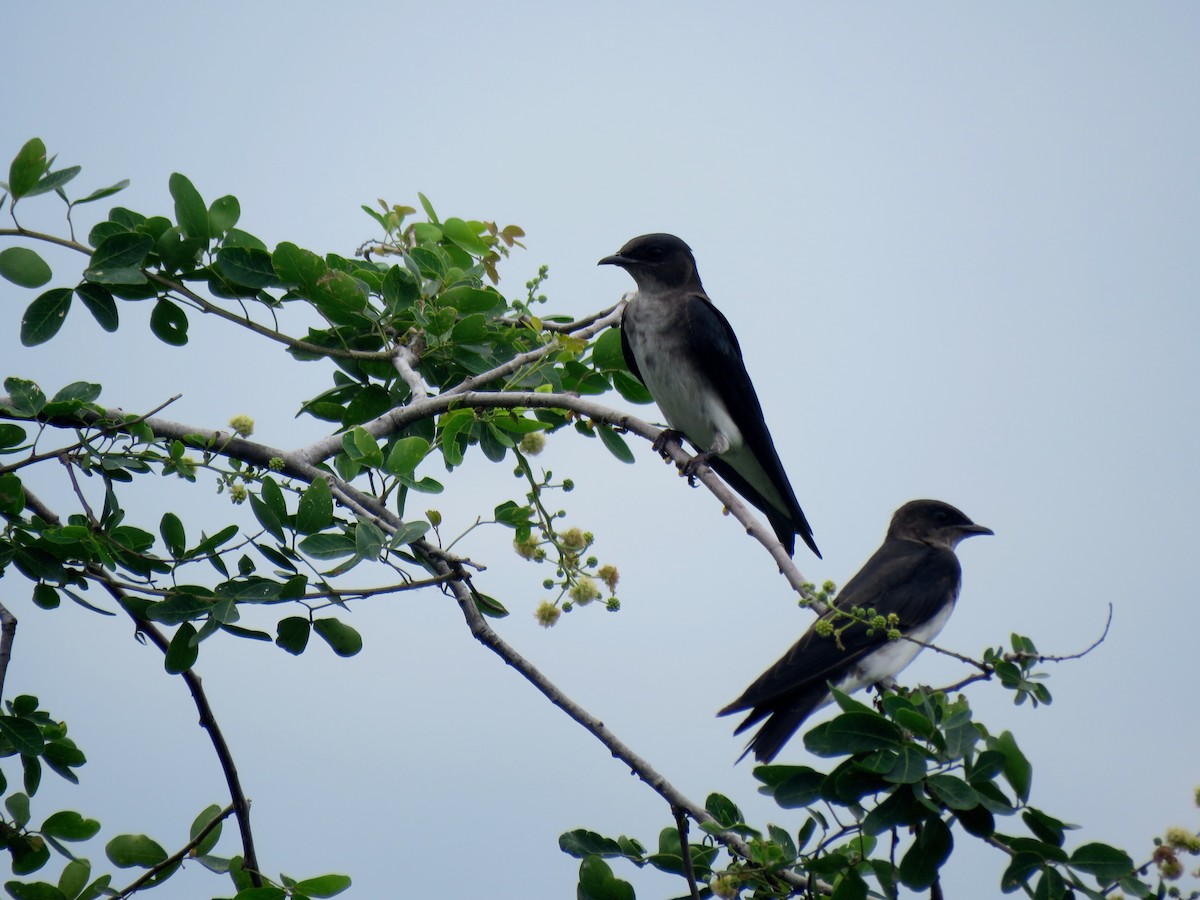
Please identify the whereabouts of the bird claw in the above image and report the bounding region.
[651,428,686,456]
[681,450,715,486]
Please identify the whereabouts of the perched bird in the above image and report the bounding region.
[598,233,820,558]
[720,499,992,763]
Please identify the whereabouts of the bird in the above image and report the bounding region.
[719,499,993,763]
[598,233,820,558]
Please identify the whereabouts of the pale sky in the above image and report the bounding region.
[3,3,1198,898]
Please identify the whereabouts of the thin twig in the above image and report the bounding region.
[114,803,236,899]
[16,488,261,881]
[932,603,1113,694]
[673,805,701,900]
[92,575,263,885]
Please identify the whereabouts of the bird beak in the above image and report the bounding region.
[963,524,994,538]
[597,253,627,267]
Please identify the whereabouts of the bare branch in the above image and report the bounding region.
[114,803,236,899]
[392,345,429,401]
[673,805,701,900]
[434,563,812,892]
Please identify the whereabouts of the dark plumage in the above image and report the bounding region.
[598,233,820,558]
[720,499,992,762]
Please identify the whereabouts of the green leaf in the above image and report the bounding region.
[32,584,59,610]
[612,370,653,404]
[1068,842,1134,883]
[8,138,48,199]
[384,436,430,476]
[1034,867,1067,900]
[313,618,362,657]
[577,856,634,900]
[898,816,952,890]
[558,830,625,859]
[925,773,980,811]
[472,591,509,618]
[216,246,277,288]
[0,247,52,288]
[160,512,186,558]
[0,717,45,756]
[437,285,504,316]
[248,492,284,542]
[1022,807,1074,847]
[20,288,73,346]
[87,231,154,272]
[50,381,100,405]
[165,622,200,674]
[40,811,101,841]
[232,888,287,900]
[590,327,627,370]
[417,192,440,225]
[881,744,928,784]
[6,792,31,826]
[28,165,80,197]
[596,424,635,463]
[74,283,119,332]
[830,868,868,900]
[276,617,311,655]
[106,834,167,868]
[0,424,27,449]
[169,172,209,241]
[441,217,491,256]
[354,519,385,561]
[1000,851,1043,892]
[3,880,66,899]
[209,195,240,235]
[296,478,334,534]
[705,793,743,828]
[994,730,1032,803]
[72,178,130,206]
[346,427,384,469]
[0,472,26,515]
[291,874,352,898]
[298,533,356,560]
[150,298,189,345]
[769,767,825,808]
[145,590,214,625]
[272,242,367,326]
[59,857,91,898]
[189,805,224,858]
[4,378,46,417]
[804,712,902,757]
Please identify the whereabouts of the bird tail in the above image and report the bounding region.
[719,684,831,764]
[708,458,821,558]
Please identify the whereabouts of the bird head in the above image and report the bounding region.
[888,499,994,550]
[598,233,700,291]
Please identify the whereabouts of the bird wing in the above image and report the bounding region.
[681,294,818,557]
[618,308,645,384]
[720,540,961,715]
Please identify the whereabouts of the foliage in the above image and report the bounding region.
[1,137,1196,899]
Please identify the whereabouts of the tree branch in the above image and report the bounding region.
[114,803,237,899]
[673,805,701,900]
[18,488,262,886]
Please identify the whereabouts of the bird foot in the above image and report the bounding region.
[681,450,716,486]
[651,428,686,457]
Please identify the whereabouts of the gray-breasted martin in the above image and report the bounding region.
[720,499,992,762]
[598,233,820,558]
